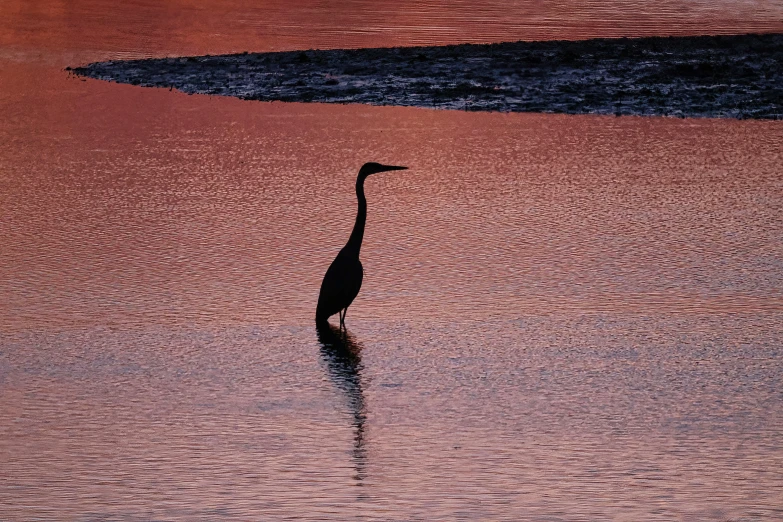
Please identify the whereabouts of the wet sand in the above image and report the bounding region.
[73,33,783,119]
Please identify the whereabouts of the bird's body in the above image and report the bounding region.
[316,250,364,323]
[316,162,407,326]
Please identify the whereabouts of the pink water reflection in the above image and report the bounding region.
[2,0,782,65]
[1,61,782,331]
[1,1,783,520]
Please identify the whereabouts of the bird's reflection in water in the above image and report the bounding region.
[316,322,367,484]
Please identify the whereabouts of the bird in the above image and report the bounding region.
[316,162,408,327]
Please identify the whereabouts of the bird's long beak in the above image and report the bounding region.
[378,165,408,173]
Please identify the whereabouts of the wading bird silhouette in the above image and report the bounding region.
[316,162,408,327]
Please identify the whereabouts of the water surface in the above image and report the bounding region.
[1,1,782,520]
[3,0,783,64]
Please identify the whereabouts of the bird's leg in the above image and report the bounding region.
[342,307,348,327]
[339,309,345,328]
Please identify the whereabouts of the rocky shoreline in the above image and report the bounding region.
[72,33,783,119]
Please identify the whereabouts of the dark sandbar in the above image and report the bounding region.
[73,33,783,119]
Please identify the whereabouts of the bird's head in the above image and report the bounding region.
[358,162,408,179]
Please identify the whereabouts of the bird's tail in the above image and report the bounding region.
[315,307,331,325]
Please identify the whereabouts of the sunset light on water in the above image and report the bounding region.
[1,1,781,520]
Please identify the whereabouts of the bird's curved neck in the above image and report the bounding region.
[343,176,367,257]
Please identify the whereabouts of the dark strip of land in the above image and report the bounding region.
[72,33,783,119]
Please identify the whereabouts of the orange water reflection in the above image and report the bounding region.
[2,2,783,520]
[2,63,782,331]
[2,0,782,65]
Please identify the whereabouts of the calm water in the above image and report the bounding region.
[1,1,782,520]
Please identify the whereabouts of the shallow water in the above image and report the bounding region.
[3,0,783,64]
[1,1,783,520]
